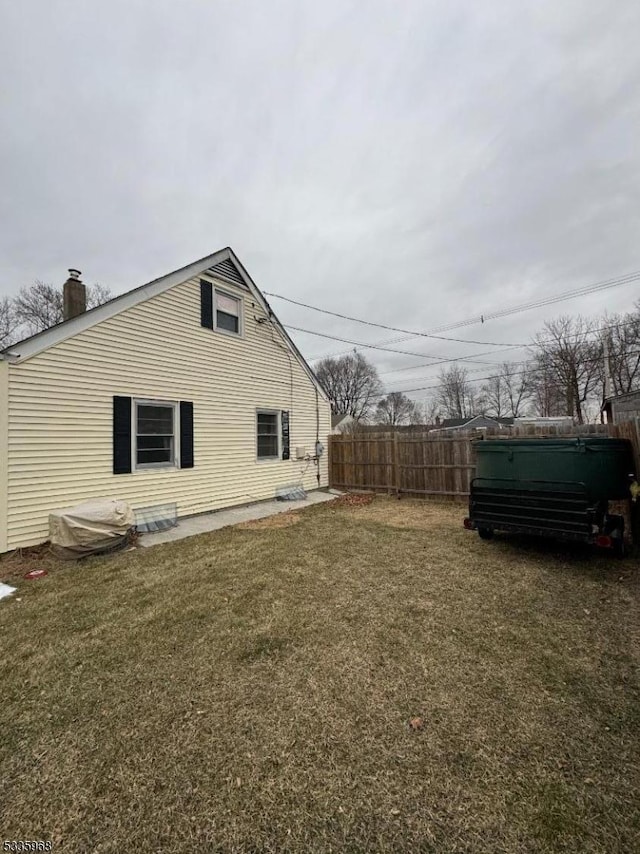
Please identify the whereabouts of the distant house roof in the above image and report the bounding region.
[331,413,355,430]
[434,415,513,432]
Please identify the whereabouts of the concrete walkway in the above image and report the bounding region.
[139,490,339,548]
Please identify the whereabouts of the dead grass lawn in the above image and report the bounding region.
[1,496,639,853]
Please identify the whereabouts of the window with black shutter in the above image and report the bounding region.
[135,401,176,467]
[200,280,214,329]
[215,291,241,334]
[113,396,132,474]
[114,397,194,472]
[257,410,280,459]
[179,401,194,469]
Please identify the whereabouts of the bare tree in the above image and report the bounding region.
[315,352,383,420]
[601,303,640,398]
[13,281,63,334]
[375,392,420,425]
[87,283,113,309]
[0,296,18,348]
[530,316,602,423]
[502,361,533,417]
[436,365,476,419]
[420,396,441,426]
[478,372,505,418]
[529,356,566,417]
[480,361,532,417]
[13,280,112,336]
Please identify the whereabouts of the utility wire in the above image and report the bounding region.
[287,316,639,381]
[283,323,522,366]
[424,269,640,334]
[373,349,640,399]
[265,292,521,346]
[375,317,640,380]
[297,268,640,360]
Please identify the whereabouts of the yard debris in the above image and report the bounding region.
[0,582,17,601]
[237,512,301,531]
[333,492,376,508]
[24,569,48,580]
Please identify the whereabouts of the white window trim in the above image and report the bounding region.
[256,408,281,462]
[133,398,180,471]
[214,288,243,338]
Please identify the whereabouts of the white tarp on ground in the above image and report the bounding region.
[0,583,17,601]
[49,498,135,559]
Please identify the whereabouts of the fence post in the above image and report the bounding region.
[328,436,334,489]
[394,432,400,498]
[632,418,640,551]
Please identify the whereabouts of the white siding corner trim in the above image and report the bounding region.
[0,361,8,553]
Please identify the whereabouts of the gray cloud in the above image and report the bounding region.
[1,1,639,399]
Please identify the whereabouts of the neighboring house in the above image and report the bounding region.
[430,415,514,433]
[330,414,356,434]
[512,415,575,428]
[0,248,331,552]
[601,389,640,424]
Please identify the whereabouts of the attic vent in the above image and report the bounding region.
[208,258,246,287]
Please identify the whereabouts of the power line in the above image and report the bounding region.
[287,315,639,383]
[424,269,640,335]
[264,292,521,346]
[376,317,640,380]
[374,349,640,399]
[301,268,640,360]
[284,323,521,365]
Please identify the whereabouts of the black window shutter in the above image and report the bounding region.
[180,401,194,468]
[113,396,132,474]
[281,410,290,460]
[200,280,213,329]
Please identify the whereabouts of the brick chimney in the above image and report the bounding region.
[63,269,86,320]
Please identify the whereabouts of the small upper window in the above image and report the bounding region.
[216,291,240,334]
[257,411,279,459]
[135,401,176,468]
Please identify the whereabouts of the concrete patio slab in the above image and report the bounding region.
[139,490,339,547]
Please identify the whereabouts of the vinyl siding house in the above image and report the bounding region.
[0,248,331,552]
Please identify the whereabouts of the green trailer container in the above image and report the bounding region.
[465,436,636,556]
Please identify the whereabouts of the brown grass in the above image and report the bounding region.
[1,497,639,853]
[236,511,302,530]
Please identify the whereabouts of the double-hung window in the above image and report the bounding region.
[135,401,177,468]
[215,291,241,334]
[257,410,280,460]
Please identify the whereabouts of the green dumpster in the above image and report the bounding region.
[465,436,636,556]
[474,437,634,501]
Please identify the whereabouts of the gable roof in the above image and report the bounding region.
[1,247,328,401]
[331,413,355,429]
[439,414,513,430]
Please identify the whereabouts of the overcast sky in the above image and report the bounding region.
[1,1,639,402]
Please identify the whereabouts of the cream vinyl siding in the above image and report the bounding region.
[4,274,331,549]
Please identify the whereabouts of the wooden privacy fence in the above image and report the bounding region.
[329,420,640,500]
